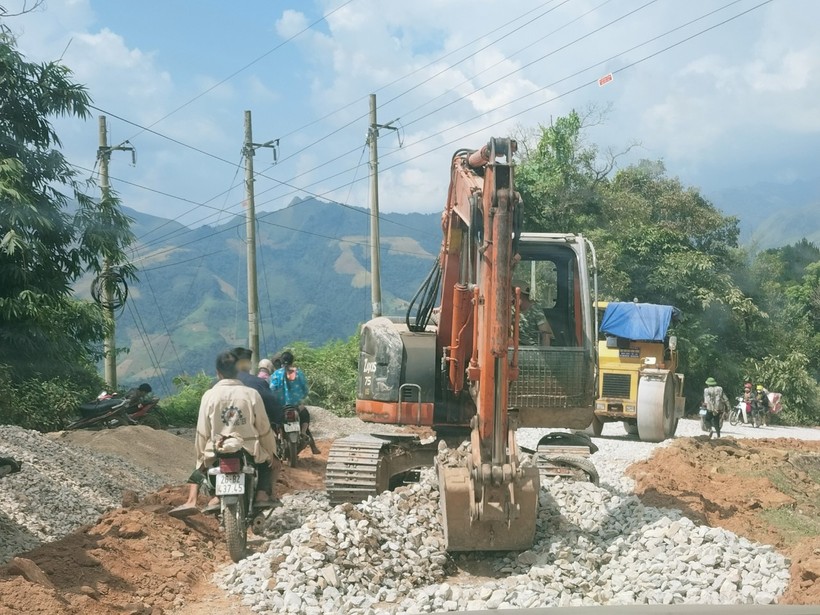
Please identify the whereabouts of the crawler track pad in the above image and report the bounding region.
[438,464,539,552]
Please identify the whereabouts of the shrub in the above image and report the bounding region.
[283,334,359,417]
[0,363,103,431]
[161,372,213,426]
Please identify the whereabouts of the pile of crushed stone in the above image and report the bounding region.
[0,425,168,564]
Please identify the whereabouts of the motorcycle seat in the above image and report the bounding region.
[79,398,123,417]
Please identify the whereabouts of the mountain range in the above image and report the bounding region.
[75,198,441,394]
[77,178,820,394]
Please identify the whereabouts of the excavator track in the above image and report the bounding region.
[325,433,439,506]
[326,434,389,506]
[534,432,599,484]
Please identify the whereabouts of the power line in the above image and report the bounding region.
[85,1,613,249]
[92,104,429,240]
[265,0,575,171]
[272,0,568,144]
[96,0,767,262]
[140,249,227,272]
[85,1,597,247]
[171,0,656,218]
[121,0,358,142]
[249,0,764,210]
[125,300,172,395]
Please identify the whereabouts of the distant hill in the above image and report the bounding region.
[82,178,820,393]
[708,178,820,250]
[82,198,440,394]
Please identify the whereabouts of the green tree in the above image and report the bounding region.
[516,111,768,411]
[0,29,135,428]
[516,110,606,233]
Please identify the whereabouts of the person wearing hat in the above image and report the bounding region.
[702,377,729,438]
[739,382,754,424]
[257,358,274,384]
[513,279,554,347]
[753,383,771,427]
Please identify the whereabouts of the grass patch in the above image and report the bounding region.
[759,507,820,546]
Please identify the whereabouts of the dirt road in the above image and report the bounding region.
[0,441,333,615]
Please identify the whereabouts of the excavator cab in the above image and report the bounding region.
[509,233,597,431]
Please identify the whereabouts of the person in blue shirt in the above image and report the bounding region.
[270,350,320,454]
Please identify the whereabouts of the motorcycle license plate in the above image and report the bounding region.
[283,421,300,433]
[215,473,245,495]
[699,409,708,416]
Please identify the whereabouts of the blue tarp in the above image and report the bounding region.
[600,302,680,342]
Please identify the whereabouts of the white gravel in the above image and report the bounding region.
[0,425,167,564]
[215,414,820,613]
[519,416,820,492]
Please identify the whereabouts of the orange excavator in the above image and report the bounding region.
[326,137,599,551]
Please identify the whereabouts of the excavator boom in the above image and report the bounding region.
[437,138,539,551]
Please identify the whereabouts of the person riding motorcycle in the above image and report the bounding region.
[170,350,279,518]
[270,350,321,455]
[703,377,728,439]
[753,384,771,426]
[232,347,284,427]
[257,358,274,383]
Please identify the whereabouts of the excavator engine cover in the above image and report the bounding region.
[438,464,539,551]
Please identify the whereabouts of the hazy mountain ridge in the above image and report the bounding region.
[708,178,820,249]
[104,177,820,393]
[108,198,440,393]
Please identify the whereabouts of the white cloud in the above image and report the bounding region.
[275,9,309,38]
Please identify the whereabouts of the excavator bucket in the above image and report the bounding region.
[438,464,540,551]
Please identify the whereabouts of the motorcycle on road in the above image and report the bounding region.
[279,405,304,467]
[206,448,270,563]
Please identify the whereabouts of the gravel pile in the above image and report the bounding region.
[307,406,401,440]
[218,464,788,613]
[0,425,167,564]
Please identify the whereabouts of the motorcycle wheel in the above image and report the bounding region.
[288,440,298,468]
[752,412,760,428]
[223,499,247,563]
[728,410,739,426]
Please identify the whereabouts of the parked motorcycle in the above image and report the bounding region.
[206,450,265,562]
[65,388,166,431]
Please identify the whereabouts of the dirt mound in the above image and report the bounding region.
[49,426,194,484]
[627,436,820,605]
[0,486,229,615]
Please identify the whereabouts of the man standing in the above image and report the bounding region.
[754,384,771,426]
[169,350,279,517]
[703,377,729,439]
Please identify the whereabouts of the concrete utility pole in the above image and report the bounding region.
[242,110,279,370]
[243,110,260,370]
[367,94,399,320]
[97,115,134,391]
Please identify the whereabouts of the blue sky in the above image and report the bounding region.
[6,0,820,229]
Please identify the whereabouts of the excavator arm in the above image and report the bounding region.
[438,138,540,551]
